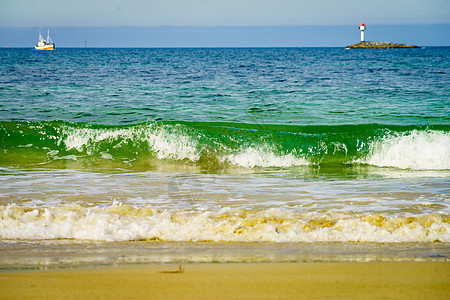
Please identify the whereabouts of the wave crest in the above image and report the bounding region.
[358,130,450,170]
[1,121,449,171]
[59,123,200,161]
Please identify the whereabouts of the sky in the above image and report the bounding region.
[1,0,449,47]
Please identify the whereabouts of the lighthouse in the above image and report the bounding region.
[359,22,366,42]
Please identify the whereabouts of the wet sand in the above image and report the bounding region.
[1,262,449,300]
[2,240,449,268]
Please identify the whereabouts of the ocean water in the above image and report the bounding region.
[0,48,449,253]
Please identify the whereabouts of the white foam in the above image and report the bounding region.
[357,130,450,170]
[223,147,310,168]
[100,152,113,160]
[58,124,200,161]
[1,203,448,242]
[146,126,199,161]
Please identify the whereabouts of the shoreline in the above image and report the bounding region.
[1,240,448,271]
[1,262,449,299]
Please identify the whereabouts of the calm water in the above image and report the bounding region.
[0,47,449,244]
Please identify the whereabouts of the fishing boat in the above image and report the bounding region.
[35,29,55,50]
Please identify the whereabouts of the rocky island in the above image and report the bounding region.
[345,41,420,49]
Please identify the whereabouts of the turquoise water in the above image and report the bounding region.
[1,48,449,125]
[0,48,449,244]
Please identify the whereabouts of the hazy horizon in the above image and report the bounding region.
[1,0,449,48]
[2,24,450,48]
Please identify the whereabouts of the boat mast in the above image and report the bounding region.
[46,29,53,44]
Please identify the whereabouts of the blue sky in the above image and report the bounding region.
[1,0,449,47]
[2,0,449,27]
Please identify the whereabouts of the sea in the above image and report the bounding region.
[0,47,449,267]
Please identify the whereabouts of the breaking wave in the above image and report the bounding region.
[357,130,450,170]
[0,120,448,171]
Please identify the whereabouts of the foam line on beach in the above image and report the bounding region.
[1,203,449,242]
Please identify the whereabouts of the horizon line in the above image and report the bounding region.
[2,23,450,29]
[4,46,447,49]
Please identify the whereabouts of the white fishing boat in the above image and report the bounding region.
[35,29,55,50]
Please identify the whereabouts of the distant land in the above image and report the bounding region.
[345,41,420,49]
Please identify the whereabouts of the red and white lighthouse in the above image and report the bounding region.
[359,22,366,42]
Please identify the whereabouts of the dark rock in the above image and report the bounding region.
[345,41,420,49]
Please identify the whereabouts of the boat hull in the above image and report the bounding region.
[35,44,55,50]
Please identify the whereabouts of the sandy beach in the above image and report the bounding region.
[1,262,449,300]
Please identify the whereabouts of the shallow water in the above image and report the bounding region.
[1,240,448,270]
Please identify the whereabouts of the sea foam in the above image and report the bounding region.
[358,130,450,170]
[1,203,448,242]
[223,147,309,168]
[59,123,200,161]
